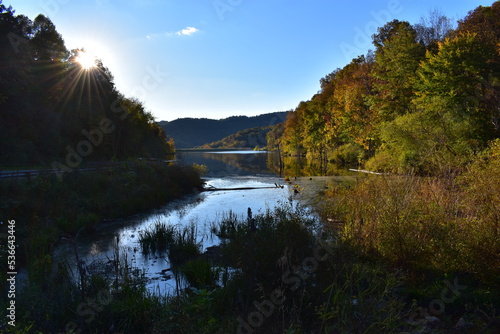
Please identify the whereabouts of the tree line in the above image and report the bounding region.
[158,112,287,148]
[269,3,500,175]
[0,1,174,168]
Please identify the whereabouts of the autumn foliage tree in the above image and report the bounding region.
[329,55,375,151]
[280,1,500,174]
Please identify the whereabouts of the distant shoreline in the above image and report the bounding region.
[176,148,265,152]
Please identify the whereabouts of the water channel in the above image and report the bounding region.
[56,151,313,295]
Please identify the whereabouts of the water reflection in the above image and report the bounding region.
[178,150,349,178]
[179,150,275,177]
[57,150,348,295]
[57,175,291,295]
[280,154,352,177]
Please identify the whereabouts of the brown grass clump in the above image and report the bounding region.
[322,140,500,285]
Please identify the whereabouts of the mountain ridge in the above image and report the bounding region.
[158,112,288,148]
[197,125,273,149]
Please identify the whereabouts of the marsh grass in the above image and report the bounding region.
[5,145,500,332]
[11,201,495,333]
[138,220,204,293]
[181,258,221,289]
[317,261,405,333]
[139,220,204,294]
[168,224,202,267]
[0,162,206,332]
[317,145,500,332]
[138,220,175,255]
[210,210,240,239]
[205,205,409,333]
[0,163,204,283]
[321,170,500,284]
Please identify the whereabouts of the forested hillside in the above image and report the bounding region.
[274,5,500,175]
[158,112,287,148]
[198,125,273,149]
[0,3,173,167]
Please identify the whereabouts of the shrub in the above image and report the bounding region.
[331,142,365,166]
[321,165,500,285]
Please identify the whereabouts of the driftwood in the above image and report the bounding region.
[348,169,383,175]
[203,186,280,192]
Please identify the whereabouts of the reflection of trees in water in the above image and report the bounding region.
[179,152,274,177]
[265,152,315,177]
[265,152,283,176]
[280,156,321,177]
[277,155,349,177]
[178,151,348,178]
[204,153,271,176]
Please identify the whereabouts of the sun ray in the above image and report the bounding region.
[49,45,115,122]
[75,50,97,70]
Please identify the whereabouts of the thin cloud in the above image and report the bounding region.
[176,27,199,36]
[146,27,200,40]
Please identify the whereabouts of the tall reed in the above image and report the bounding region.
[138,220,175,255]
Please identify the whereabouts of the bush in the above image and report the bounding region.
[321,164,500,285]
[455,139,500,283]
[364,149,399,172]
[331,142,365,166]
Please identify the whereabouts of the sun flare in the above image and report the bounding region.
[75,50,97,70]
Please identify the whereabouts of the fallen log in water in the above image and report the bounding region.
[203,186,281,192]
[348,169,383,175]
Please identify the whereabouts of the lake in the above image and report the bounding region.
[55,150,302,295]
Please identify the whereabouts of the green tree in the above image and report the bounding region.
[453,1,500,134]
[370,32,500,174]
[367,20,425,120]
[0,2,175,165]
[414,32,498,148]
[266,122,284,151]
[31,14,68,61]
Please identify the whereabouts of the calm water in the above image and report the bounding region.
[56,151,297,295]
[179,150,281,177]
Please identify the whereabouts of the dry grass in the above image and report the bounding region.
[322,142,500,284]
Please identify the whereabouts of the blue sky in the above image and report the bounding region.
[6,0,493,121]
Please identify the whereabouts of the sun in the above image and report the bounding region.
[75,50,97,70]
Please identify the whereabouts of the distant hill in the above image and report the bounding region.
[199,126,273,149]
[158,112,288,148]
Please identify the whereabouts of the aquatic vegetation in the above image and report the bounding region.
[168,224,202,267]
[139,220,203,273]
[138,220,175,255]
[181,259,221,289]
